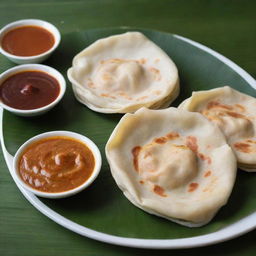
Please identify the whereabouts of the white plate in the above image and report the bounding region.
[0,31,255,249]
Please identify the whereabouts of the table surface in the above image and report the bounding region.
[0,0,255,255]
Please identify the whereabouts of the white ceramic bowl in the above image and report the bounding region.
[0,19,61,64]
[0,64,66,117]
[13,131,102,199]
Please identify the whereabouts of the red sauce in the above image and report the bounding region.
[0,71,60,110]
[18,136,95,193]
[1,25,55,56]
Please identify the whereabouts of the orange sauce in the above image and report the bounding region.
[1,25,55,56]
[18,136,95,193]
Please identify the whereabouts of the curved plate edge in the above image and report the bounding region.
[174,34,256,89]
[0,31,256,249]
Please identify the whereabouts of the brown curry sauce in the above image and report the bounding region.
[18,136,95,193]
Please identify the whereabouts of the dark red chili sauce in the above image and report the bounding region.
[1,25,55,57]
[0,71,60,110]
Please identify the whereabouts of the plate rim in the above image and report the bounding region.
[1,28,255,249]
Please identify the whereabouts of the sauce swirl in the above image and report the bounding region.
[18,136,95,193]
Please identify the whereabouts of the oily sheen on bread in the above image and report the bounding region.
[179,86,256,172]
[67,32,179,113]
[106,107,237,227]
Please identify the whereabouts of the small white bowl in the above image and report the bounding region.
[0,19,61,64]
[0,64,66,117]
[13,131,102,199]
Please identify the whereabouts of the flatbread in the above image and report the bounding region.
[179,86,256,171]
[106,107,237,226]
[67,32,179,113]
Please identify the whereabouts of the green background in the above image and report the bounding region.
[0,0,255,255]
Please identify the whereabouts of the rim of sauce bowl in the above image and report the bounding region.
[0,64,66,117]
[13,131,102,199]
[0,19,61,64]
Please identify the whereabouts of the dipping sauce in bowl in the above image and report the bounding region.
[1,25,55,57]
[19,136,95,193]
[13,131,102,198]
[0,70,60,110]
[0,64,66,116]
[0,19,61,64]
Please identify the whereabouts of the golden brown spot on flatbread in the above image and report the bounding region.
[138,58,147,64]
[154,137,168,144]
[109,58,123,63]
[101,93,116,99]
[87,78,95,88]
[225,111,247,119]
[204,114,221,122]
[207,101,233,110]
[153,185,167,197]
[186,136,198,153]
[136,96,148,101]
[149,67,161,81]
[132,146,141,172]
[246,139,256,144]
[166,132,180,140]
[150,132,180,147]
[186,136,213,163]
[204,170,212,178]
[203,176,218,193]
[139,180,144,184]
[118,91,133,100]
[102,73,112,81]
[143,152,152,159]
[154,90,161,95]
[150,67,160,74]
[234,142,251,153]
[188,182,199,192]
[198,153,212,164]
[173,144,188,150]
[235,104,245,112]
